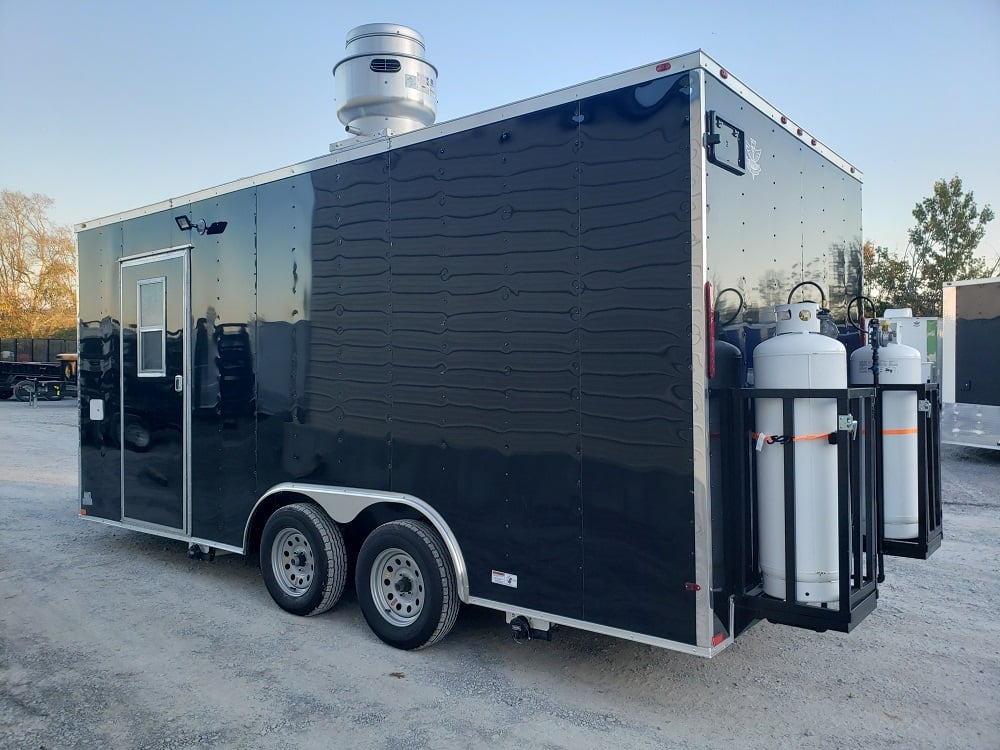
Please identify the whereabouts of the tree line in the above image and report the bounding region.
[0,190,77,339]
[863,176,996,317]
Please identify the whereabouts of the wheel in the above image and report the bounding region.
[355,519,460,650]
[13,381,35,402]
[260,503,347,617]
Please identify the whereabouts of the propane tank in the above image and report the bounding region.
[850,321,922,539]
[754,303,846,603]
[709,337,743,582]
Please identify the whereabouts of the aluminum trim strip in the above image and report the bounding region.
[118,265,125,523]
[943,278,1000,288]
[118,245,194,264]
[182,251,192,536]
[78,514,243,554]
[248,482,471,601]
[689,69,714,649]
[467,596,732,658]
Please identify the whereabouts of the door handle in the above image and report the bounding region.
[174,375,183,392]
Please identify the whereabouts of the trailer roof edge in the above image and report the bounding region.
[76,49,861,232]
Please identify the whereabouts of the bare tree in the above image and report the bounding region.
[0,190,77,337]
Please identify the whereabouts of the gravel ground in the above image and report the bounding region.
[1,399,998,749]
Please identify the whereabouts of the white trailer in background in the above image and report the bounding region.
[942,278,1000,450]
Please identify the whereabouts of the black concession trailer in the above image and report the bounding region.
[77,43,939,656]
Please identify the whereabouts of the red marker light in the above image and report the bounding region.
[712,632,726,646]
[850,167,856,174]
[780,115,787,125]
[656,62,671,72]
[811,138,817,146]
[719,68,729,79]
[796,128,804,136]
[684,582,701,592]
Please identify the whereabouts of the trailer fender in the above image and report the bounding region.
[246,482,470,602]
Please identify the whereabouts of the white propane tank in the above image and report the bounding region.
[755,303,846,603]
[849,323,922,539]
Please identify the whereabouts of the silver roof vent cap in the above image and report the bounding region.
[333,23,437,141]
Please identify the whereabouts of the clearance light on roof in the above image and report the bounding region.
[655,62,671,72]
[719,68,729,79]
[796,128,804,136]
[780,115,788,124]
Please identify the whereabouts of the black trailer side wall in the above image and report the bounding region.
[301,75,696,638]
[80,71,699,644]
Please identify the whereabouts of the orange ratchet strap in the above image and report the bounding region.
[750,431,833,445]
[858,428,919,436]
[881,428,918,436]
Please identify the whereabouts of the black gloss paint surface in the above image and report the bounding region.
[80,72,699,643]
[299,77,697,638]
[703,76,864,359]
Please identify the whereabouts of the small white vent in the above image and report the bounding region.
[370,58,401,73]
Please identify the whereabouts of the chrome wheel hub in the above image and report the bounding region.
[272,528,314,597]
[370,547,424,626]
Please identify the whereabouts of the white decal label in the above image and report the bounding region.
[405,74,435,94]
[746,137,762,180]
[491,570,518,588]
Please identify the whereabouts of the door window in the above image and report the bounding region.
[137,277,166,376]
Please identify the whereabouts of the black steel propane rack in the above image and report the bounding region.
[731,386,880,633]
[877,382,943,562]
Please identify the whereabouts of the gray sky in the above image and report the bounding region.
[2,0,998,260]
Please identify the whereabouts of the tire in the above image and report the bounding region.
[13,381,35,402]
[260,503,347,617]
[355,519,460,650]
[122,417,152,452]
